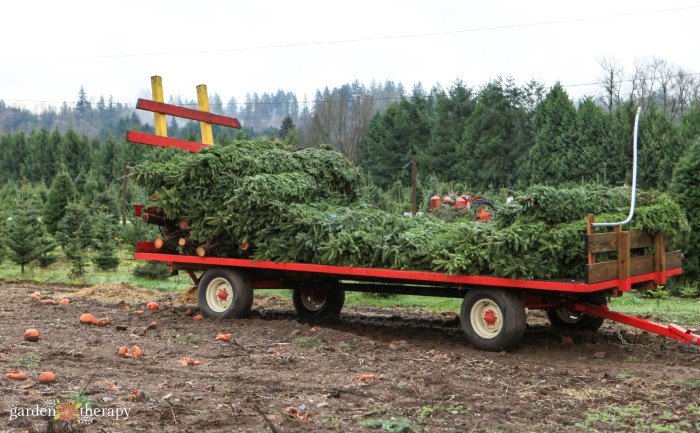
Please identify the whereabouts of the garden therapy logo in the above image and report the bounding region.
[54,399,83,423]
[8,399,130,424]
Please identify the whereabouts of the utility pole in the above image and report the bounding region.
[411,155,417,216]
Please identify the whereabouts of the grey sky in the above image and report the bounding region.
[2,0,698,111]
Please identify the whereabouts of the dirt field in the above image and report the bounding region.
[1,279,699,433]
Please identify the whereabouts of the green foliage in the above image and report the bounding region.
[14,352,41,368]
[526,83,577,185]
[4,186,48,273]
[56,202,96,250]
[359,418,419,432]
[43,170,77,235]
[671,136,700,280]
[92,212,120,271]
[132,260,171,280]
[460,78,532,189]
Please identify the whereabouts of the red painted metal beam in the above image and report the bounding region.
[133,252,681,293]
[136,98,241,128]
[571,302,699,346]
[126,131,205,153]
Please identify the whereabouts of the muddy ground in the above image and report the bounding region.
[0,279,699,433]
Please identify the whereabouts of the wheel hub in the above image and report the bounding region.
[483,309,498,326]
[217,287,229,301]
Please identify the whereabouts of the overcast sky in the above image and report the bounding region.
[1,0,698,111]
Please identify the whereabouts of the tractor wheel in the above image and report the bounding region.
[197,268,253,319]
[546,295,606,331]
[460,289,526,351]
[292,288,345,322]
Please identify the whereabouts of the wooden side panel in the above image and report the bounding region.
[667,251,683,269]
[586,230,654,254]
[587,255,657,284]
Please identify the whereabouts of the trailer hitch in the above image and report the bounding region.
[570,301,700,347]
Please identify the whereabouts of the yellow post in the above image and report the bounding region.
[196,84,214,145]
[150,76,168,137]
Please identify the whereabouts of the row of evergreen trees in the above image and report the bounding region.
[358,79,700,191]
[1,183,120,277]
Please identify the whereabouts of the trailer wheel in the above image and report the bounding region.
[460,289,526,351]
[292,288,344,322]
[546,295,606,331]
[198,268,253,319]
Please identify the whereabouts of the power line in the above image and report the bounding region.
[4,70,699,108]
[1,5,697,63]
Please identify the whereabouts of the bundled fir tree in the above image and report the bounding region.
[92,212,120,271]
[133,140,689,280]
[4,186,49,273]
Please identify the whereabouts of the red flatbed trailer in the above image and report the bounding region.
[133,240,695,351]
[127,85,699,351]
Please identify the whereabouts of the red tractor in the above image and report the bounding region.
[430,193,495,221]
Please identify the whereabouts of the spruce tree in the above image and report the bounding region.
[44,169,77,235]
[4,187,45,273]
[671,137,700,282]
[56,202,96,250]
[525,83,577,185]
[92,212,120,271]
[58,202,95,278]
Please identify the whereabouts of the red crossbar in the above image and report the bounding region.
[136,98,241,128]
[126,131,205,153]
[571,302,699,346]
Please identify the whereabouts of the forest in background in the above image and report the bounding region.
[0,57,699,282]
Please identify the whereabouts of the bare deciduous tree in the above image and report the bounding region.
[307,83,376,163]
[598,57,624,113]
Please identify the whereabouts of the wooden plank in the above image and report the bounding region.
[196,84,214,146]
[617,228,630,279]
[151,76,168,137]
[654,232,666,273]
[586,214,595,265]
[586,230,654,254]
[136,98,241,128]
[587,255,655,283]
[667,250,682,269]
[125,131,204,153]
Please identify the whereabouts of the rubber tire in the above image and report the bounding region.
[460,289,526,351]
[292,288,345,322]
[197,268,253,319]
[546,295,606,331]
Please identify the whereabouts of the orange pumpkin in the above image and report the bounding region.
[58,298,70,305]
[79,313,98,325]
[117,346,128,357]
[38,371,56,384]
[24,328,40,342]
[215,333,232,342]
[131,345,143,358]
[6,371,28,380]
[146,302,159,311]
